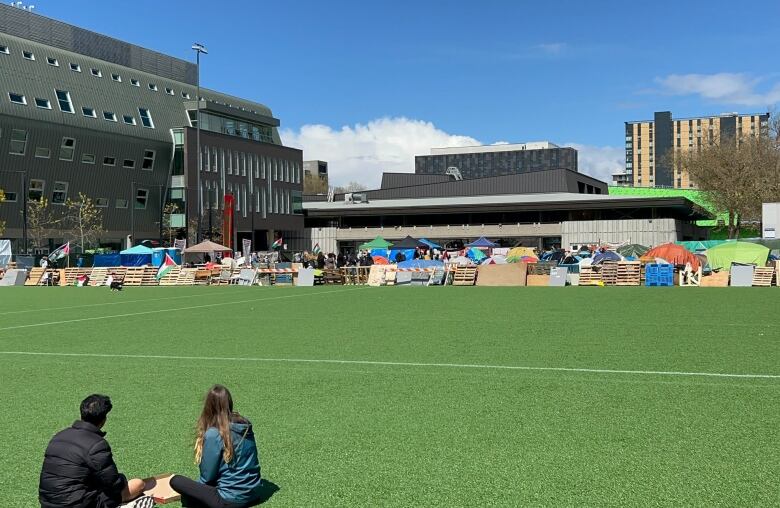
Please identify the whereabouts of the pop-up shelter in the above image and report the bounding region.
[389,236,426,262]
[466,236,498,248]
[359,236,393,258]
[184,240,232,261]
[119,244,153,266]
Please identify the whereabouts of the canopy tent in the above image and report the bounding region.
[119,244,153,267]
[705,241,770,271]
[466,236,498,248]
[359,236,393,250]
[391,236,427,249]
[398,259,444,269]
[185,240,232,254]
[617,244,649,258]
[643,243,700,270]
[418,238,442,249]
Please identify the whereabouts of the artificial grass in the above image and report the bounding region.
[0,286,777,506]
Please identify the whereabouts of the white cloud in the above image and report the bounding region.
[280,117,479,187]
[536,42,566,55]
[655,73,780,107]
[564,143,624,183]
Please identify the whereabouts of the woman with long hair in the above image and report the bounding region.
[170,385,263,508]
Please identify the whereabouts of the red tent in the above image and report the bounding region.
[643,243,700,270]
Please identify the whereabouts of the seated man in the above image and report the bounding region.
[39,394,153,508]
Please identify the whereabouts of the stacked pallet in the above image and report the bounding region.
[452,266,477,286]
[616,261,641,286]
[140,267,159,286]
[578,266,601,286]
[600,262,618,286]
[752,267,775,287]
[63,268,91,286]
[25,268,45,286]
[158,266,182,286]
[123,267,146,286]
[90,268,108,286]
[178,268,197,285]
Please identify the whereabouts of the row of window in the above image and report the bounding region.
[6,90,155,129]
[201,180,302,217]
[4,127,157,170]
[201,145,302,184]
[1,178,149,209]
[0,43,192,100]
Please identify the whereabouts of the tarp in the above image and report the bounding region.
[418,238,442,249]
[467,247,487,262]
[391,236,427,249]
[705,241,770,271]
[0,239,11,269]
[397,259,443,269]
[388,249,415,262]
[370,248,389,259]
[466,236,498,248]
[676,239,732,252]
[184,240,232,253]
[119,244,152,267]
[120,245,153,255]
[643,243,700,270]
[372,256,390,265]
[481,255,507,265]
[359,236,393,250]
[742,238,780,250]
[93,254,121,267]
[617,244,649,258]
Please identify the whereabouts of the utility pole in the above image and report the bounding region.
[192,43,208,243]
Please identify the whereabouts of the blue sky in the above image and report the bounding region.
[36,0,780,184]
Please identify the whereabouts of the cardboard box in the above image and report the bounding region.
[143,474,180,504]
[476,263,527,286]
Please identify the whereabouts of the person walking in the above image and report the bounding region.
[170,385,263,508]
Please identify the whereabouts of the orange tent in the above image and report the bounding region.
[643,243,700,270]
[372,256,390,265]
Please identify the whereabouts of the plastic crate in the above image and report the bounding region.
[645,263,674,286]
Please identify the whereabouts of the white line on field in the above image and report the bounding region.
[0,287,366,332]
[0,351,777,380]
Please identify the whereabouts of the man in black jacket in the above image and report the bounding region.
[39,394,151,507]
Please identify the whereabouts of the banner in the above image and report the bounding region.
[174,239,187,252]
[242,238,252,264]
[223,194,234,250]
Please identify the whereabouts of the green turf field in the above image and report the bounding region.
[0,286,777,506]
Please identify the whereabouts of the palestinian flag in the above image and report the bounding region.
[271,237,283,249]
[48,242,70,262]
[312,242,321,255]
[155,253,177,280]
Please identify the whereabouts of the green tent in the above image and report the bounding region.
[358,236,393,250]
[617,244,649,258]
[676,239,732,252]
[705,241,770,270]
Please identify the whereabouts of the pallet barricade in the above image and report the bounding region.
[752,267,775,287]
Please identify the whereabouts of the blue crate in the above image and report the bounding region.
[645,263,674,286]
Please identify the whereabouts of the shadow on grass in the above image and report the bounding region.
[247,479,280,505]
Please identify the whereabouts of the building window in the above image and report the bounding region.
[165,87,174,95]
[135,188,149,209]
[182,91,191,99]
[81,153,96,164]
[28,179,45,201]
[0,45,9,54]
[123,115,136,125]
[55,89,74,113]
[81,106,97,118]
[59,137,76,161]
[148,83,158,91]
[69,63,81,72]
[138,108,154,128]
[111,73,121,82]
[103,111,117,122]
[23,50,34,60]
[9,92,27,105]
[116,198,128,209]
[2,191,17,202]
[142,150,156,170]
[130,78,140,87]
[34,97,52,109]
[90,68,102,77]
[34,147,51,159]
[95,198,109,207]
[123,159,135,169]
[103,156,116,166]
[9,129,28,155]
[47,57,59,66]
[52,181,68,204]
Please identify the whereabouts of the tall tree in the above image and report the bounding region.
[161,203,182,246]
[63,193,105,253]
[26,197,61,250]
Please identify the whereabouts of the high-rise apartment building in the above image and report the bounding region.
[616,111,770,188]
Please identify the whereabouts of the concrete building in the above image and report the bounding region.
[415,141,577,180]
[0,4,303,253]
[616,111,770,188]
[303,160,328,195]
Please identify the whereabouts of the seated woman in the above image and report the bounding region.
[171,385,263,508]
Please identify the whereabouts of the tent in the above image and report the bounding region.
[185,240,232,254]
[617,244,649,258]
[466,247,487,262]
[592,251,623,264]
[481,255,508,265]
[359,236,393,250]
[705,241,770,271]
[391,236,427,249]
[398,259,443,269]
[466,236,498,248]
[418,238,442,249]
[643,243,700,270]
[372,255,390,265]
[507,247,536,258]
[742,238,780,250]
[676,239,732,252]
[119,244,153,267]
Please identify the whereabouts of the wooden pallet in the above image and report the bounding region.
[752,267,775,287]
[90,268,108,286]
[123,267,146,286]
[178,268,197,285]
[578,266,601,286]
[452,266,477,286]
[140,267,159,286]
[158,266,182,286]
[615,261,641,286]
[25,267,45,286]
[62,268,91,286]
[600,262,618,285]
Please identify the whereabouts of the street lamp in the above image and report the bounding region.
[192,42,208,243]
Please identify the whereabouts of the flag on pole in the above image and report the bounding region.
[48,242,70,262]
[271,237,283,249]
[155,253,177,280]
[312,242,321,255]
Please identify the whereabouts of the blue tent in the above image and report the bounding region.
[466,236,497,248]
[120,245,153,266]
[397,259,444,270]
[466,247,487,262]
[419,238,442,249]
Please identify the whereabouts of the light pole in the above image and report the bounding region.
[192,42,208,243]
[0,170,28,253]
[130,181,135,248]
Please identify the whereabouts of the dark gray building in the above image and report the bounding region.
[0,4,302,253]
[415,142,578,180]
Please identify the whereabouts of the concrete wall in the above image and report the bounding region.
[561,219,689,247]
[304,226,338,254]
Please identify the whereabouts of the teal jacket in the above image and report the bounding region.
[199,417,263,504]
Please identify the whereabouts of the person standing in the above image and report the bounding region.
[39,394,151,507]
[171,385,263,508]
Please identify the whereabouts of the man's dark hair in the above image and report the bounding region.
[80,394,112,425]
